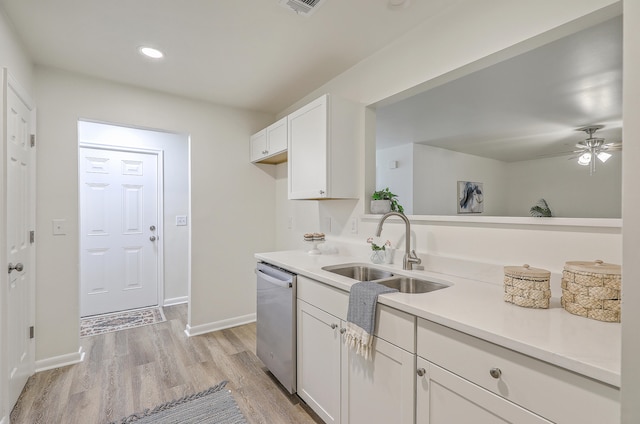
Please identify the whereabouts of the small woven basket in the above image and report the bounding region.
[504,264,551,309]
[561,260,621,322]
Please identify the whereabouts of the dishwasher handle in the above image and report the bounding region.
[256,269,293,288]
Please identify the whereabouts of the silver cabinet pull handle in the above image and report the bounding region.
[489,368,502,379]
[8,262,24,273]
[150,236,157,242]
[150,225,156,231]
[417,368,426,377]
[340,328,346,334]
[330,323,338,329]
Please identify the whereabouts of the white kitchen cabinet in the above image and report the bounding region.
[297,299,343,424]
[417,318,620,424]
[296,275,415,424]
[288,94,361,199]
[343,336,415,424]
[250,116,287,164]
[416,357,552,424]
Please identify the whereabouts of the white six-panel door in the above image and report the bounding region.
[5,70,35,412]
[79,147,159,317]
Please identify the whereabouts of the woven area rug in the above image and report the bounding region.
[108,381,247,424]
[81,306,166,337]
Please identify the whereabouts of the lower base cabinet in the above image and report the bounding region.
[416,357,551,424]
[296,276,415,424]
[297,299,343,424]
[344,336,415,424]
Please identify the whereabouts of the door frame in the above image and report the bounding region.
[78,142,165,314]
[1,69,36,421]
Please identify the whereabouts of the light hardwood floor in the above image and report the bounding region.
[10,305,322,424]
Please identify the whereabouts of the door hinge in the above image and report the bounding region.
[30,230,35,244]
[29,326,34,339]
[30,134,36,147]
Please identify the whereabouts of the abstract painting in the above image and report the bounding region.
[457,181,484,213]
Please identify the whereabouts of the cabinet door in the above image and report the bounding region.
[343,336,415,424]
[267,116,287,154]
[297,300,342,424]
[250,128,267,162]
[288,95,328,199]
[416,357,552,424]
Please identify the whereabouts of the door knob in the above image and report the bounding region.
[417,368,426,377]
[149,236,157,242]
[150,225,156,231]
[8,262,24,273]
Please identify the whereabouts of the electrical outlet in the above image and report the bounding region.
[176,215,188,226]
[351,217,358,234]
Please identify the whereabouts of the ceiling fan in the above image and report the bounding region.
[573,125,621,175]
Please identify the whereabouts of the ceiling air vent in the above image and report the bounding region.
[279,0,327,17]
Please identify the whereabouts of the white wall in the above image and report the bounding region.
[412,144,508,215]
[506,154,621,218]
[77,120,190,303]
[34,67,275,362]
[376,143,621,218]
[621,2,640,422]
[0,8,33,423]
[376,144,413,214]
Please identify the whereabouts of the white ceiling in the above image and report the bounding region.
[0,0,454,113]
[375,16,622,162]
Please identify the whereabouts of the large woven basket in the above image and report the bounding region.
[561,260,621,322]
[504,264,551,309]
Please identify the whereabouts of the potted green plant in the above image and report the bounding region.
[371,188,404,214]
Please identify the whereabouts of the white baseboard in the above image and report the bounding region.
[163,296,188,307]
[184,313,256,337]
[35,346,85,373]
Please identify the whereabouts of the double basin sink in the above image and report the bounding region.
[322,263,449,294]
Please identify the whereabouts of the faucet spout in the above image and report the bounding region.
[375,212,422,270]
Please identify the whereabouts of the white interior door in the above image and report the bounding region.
[79,147,159,317]
[5,71,35,411]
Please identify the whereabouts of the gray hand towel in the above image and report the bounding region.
[344,281,398,359]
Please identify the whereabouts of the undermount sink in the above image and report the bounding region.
[322,264,394,281]
[322,264,449,294]
[375,276,448,294]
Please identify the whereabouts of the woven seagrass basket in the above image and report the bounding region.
[561,260,621,322]
[504,264,551,309]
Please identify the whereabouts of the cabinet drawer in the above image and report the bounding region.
[297,276,348,320]
[417,319,619,424]
[296,277,415,352]
[375,305,415,353]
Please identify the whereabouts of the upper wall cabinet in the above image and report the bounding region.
[288,94,361,199]
[250,116,288,164]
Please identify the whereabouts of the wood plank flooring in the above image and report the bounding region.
[10,305,322,424]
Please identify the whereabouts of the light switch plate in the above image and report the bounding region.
[176,215,188,226]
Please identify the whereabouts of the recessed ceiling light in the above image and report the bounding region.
[139,46,164,59]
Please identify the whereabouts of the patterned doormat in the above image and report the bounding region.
[81,306,166,337]
[107,381,247,424]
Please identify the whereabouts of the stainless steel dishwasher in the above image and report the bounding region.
[256,262,297,394]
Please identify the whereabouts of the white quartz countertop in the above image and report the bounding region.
[255,250,621,388]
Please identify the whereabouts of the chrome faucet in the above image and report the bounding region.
[375,212,422,270]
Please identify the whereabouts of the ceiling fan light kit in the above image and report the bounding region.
[574,125,620,175]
